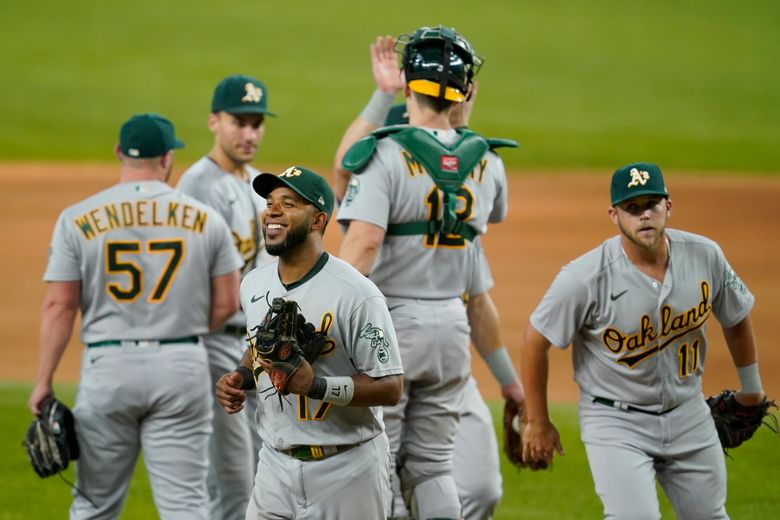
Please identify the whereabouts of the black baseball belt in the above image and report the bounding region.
[593,397,679,416]
[222,325,247,337]
[282,443,361,461]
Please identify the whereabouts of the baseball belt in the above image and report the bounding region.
[593,397,680,416]
[282,443,361,461]
[87,336,199,348]
[222,325,248,337]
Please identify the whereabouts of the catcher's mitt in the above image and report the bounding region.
[706,389,778,450]
[23,397,79,478]
[250,297,326,395]
[503,398,548,470]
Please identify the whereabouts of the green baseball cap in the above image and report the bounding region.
[253,166,335,221]
[119,113,184,158]
[211,74,276,116]
[610,162,669,205]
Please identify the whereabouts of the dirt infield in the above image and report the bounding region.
[2,163,778,402]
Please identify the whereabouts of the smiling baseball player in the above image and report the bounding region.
[521,162,768,519]
[215,166,404,518]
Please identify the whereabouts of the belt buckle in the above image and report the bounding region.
[310,446,324,459]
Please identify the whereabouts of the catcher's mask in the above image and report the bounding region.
[396,25,483,103]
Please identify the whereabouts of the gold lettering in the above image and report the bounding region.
[182,204,193,230]
[89,209,107,234]
[601,328,624,353]
[167,202,179,227]
[74,215,95,240]
[137,200,149,226]
[401,150,426,177]
[151,201,164,226]
[121,202,134,226]
[192,209,206,233]
[105,204,120,230]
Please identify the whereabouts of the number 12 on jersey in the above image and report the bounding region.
[105,239,184,303]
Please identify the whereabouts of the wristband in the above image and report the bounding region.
[736,363,762,394]
[318,376,355,406]
[359,89,396,127]
[484,347,519,387]
[235,366,256,390]
[307,376,327,400]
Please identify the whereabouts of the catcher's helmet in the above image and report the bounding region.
[397,25,483,103]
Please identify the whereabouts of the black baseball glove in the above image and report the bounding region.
[249,297,326,394]
[503,398,548,470]
[23,397,80,478]
[706,389,778,450]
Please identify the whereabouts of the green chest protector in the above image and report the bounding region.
[342,126,517,242]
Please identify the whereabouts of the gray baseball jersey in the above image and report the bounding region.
[178,157,268,520]
[240,253,403,449]
[531,228,754,410]
[44,180,241,340]
[44,179,242,519]
[337,128,508,299]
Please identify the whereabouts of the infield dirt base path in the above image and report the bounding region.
[2,163,778,402]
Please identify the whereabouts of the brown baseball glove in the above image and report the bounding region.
[249,297,326,395]
[503,398,548,470]
[705,389,778,450]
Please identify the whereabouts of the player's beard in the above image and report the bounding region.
[618,216,667,251]
[264,218,310,257]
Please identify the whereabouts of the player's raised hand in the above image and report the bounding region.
[216,371,247,414]
[371,35,404,95]
[522,419,565,466]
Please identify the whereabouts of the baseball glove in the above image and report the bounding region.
[706,389,778,450]
[23,397,80,478]
[503,398,548,470]
[250,297,326,395]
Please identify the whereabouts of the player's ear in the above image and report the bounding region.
[607,205,618,225]
[207,113,220,134]
[114,143,123,161]
[665,197,672,215]
[310,209,328,233]
[161,151,174,171]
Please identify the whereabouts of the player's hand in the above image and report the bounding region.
[371,35,404,95]
[255,357,315,396]
[734,389,766,407]
[522,419,564,466]
[28,382,53,416]
[501,380,526,405]
[216,371,247,414]
[449,81,478,128]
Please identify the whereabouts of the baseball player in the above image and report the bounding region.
[214,166,404,518]
[177,73,272,519]
[521,162,768,519]
[333,35,523,520]
[27,113,242,519]
[337,26,513,519]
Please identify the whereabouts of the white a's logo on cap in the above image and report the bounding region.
[241,83,263,103]
[280,166,302,178]
[627,167,650,188]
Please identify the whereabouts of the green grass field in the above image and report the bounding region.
[1,0,779,171]
[2,382,778,518]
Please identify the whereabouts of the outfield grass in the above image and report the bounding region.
[2,382,778,518]
[1,0,778,171]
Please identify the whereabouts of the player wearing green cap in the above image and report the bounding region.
[522,162,768,519]
[28,114,242,518]
[215,166,404,518]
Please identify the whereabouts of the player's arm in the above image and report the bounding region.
[520,324,564,465]
[467,291,524,403]
[209,270,241,332]
[339,220,386,275]
[28,281,80,415]
[333,35,404,202]
[721,315,766,406]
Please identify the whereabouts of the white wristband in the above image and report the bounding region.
[736,363,762,394]
[322,376,355,406]
[359,89,396,127]
[484,346,519,387]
